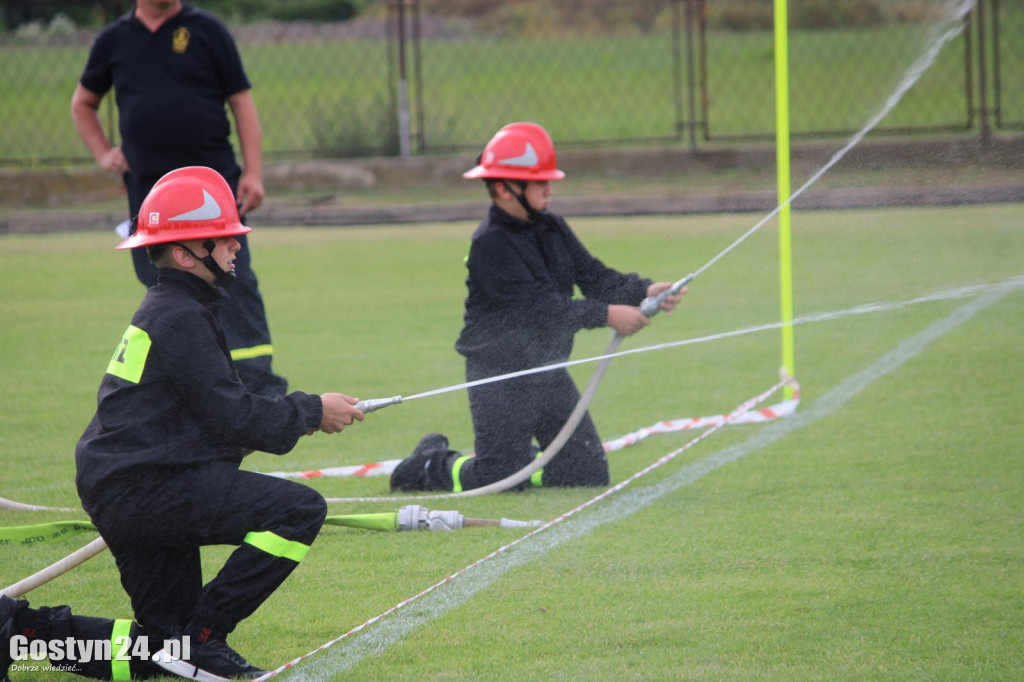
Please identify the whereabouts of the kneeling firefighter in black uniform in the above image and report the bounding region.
[2,167,365,681]
[390,123,684,495]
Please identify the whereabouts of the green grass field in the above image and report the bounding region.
[1,202,1022,679]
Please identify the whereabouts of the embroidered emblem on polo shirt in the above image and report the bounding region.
[172,27,191,54]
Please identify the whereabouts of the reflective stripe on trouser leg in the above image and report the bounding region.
[450,455,472,493]
[191,536,314,633]
[110,619,132,681]
[30,609,158,680]
[243,530,311,562]
[531,451,544,487]
[189,471,324,633]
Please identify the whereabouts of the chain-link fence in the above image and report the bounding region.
[0,0,1019,165]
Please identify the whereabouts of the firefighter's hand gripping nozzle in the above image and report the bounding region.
[639,273,693,318]
[354,395,403,414]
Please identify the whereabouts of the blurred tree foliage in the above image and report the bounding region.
[1,1,104,31]
[197,0,368,22]
[1,0,371,31]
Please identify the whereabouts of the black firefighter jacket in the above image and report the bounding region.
[456,205,652,375]
[75,268,322,507]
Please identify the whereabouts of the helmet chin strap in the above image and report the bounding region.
[175,239,237,289]
[500,180,543,222]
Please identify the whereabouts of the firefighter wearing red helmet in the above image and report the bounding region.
[463,121,566,182]
[0,167,371,680]
[116,165,252,290]
[391,124,685,494]
[121,165,251,245]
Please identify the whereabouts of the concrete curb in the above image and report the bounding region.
[3,137,1021,233]
[2,184,1021,235]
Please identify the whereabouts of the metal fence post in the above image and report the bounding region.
[964,5,975,132]
[395,0,411,159]
[697,0,709,142]
[990,0,1003,130]
[976,0,991,145]
[673,0,698,152]
[684,0,699,152]
[411,0,424,153]
[672,0,683,145]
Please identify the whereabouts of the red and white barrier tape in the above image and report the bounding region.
[603,385,800,452]
[0,386,800,512]
[269,460,398,480]
[264,383,800,481]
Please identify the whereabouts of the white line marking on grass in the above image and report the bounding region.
[279,280,1020,680]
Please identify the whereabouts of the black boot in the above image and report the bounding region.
[1,596,30,682]
[153,624,266,681]
[390,433,456,492]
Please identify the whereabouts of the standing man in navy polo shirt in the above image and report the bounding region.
[71,0,287,397]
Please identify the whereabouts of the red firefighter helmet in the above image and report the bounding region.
[115,166,250,250]
[463,122,566,181]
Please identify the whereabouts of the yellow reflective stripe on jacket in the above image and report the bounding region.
[243,530,310,562]
[450,455,472,493]
[110,619,132,680]
[230,344,274,361]
[106,325,151,384]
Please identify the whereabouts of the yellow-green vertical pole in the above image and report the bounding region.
[774,0,795,398]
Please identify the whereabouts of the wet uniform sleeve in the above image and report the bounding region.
[163,309,320,455]
[560,217,652,308]
[469,229,608,334]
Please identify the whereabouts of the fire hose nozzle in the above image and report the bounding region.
[355,395,403,414]
[639,273,694,318]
